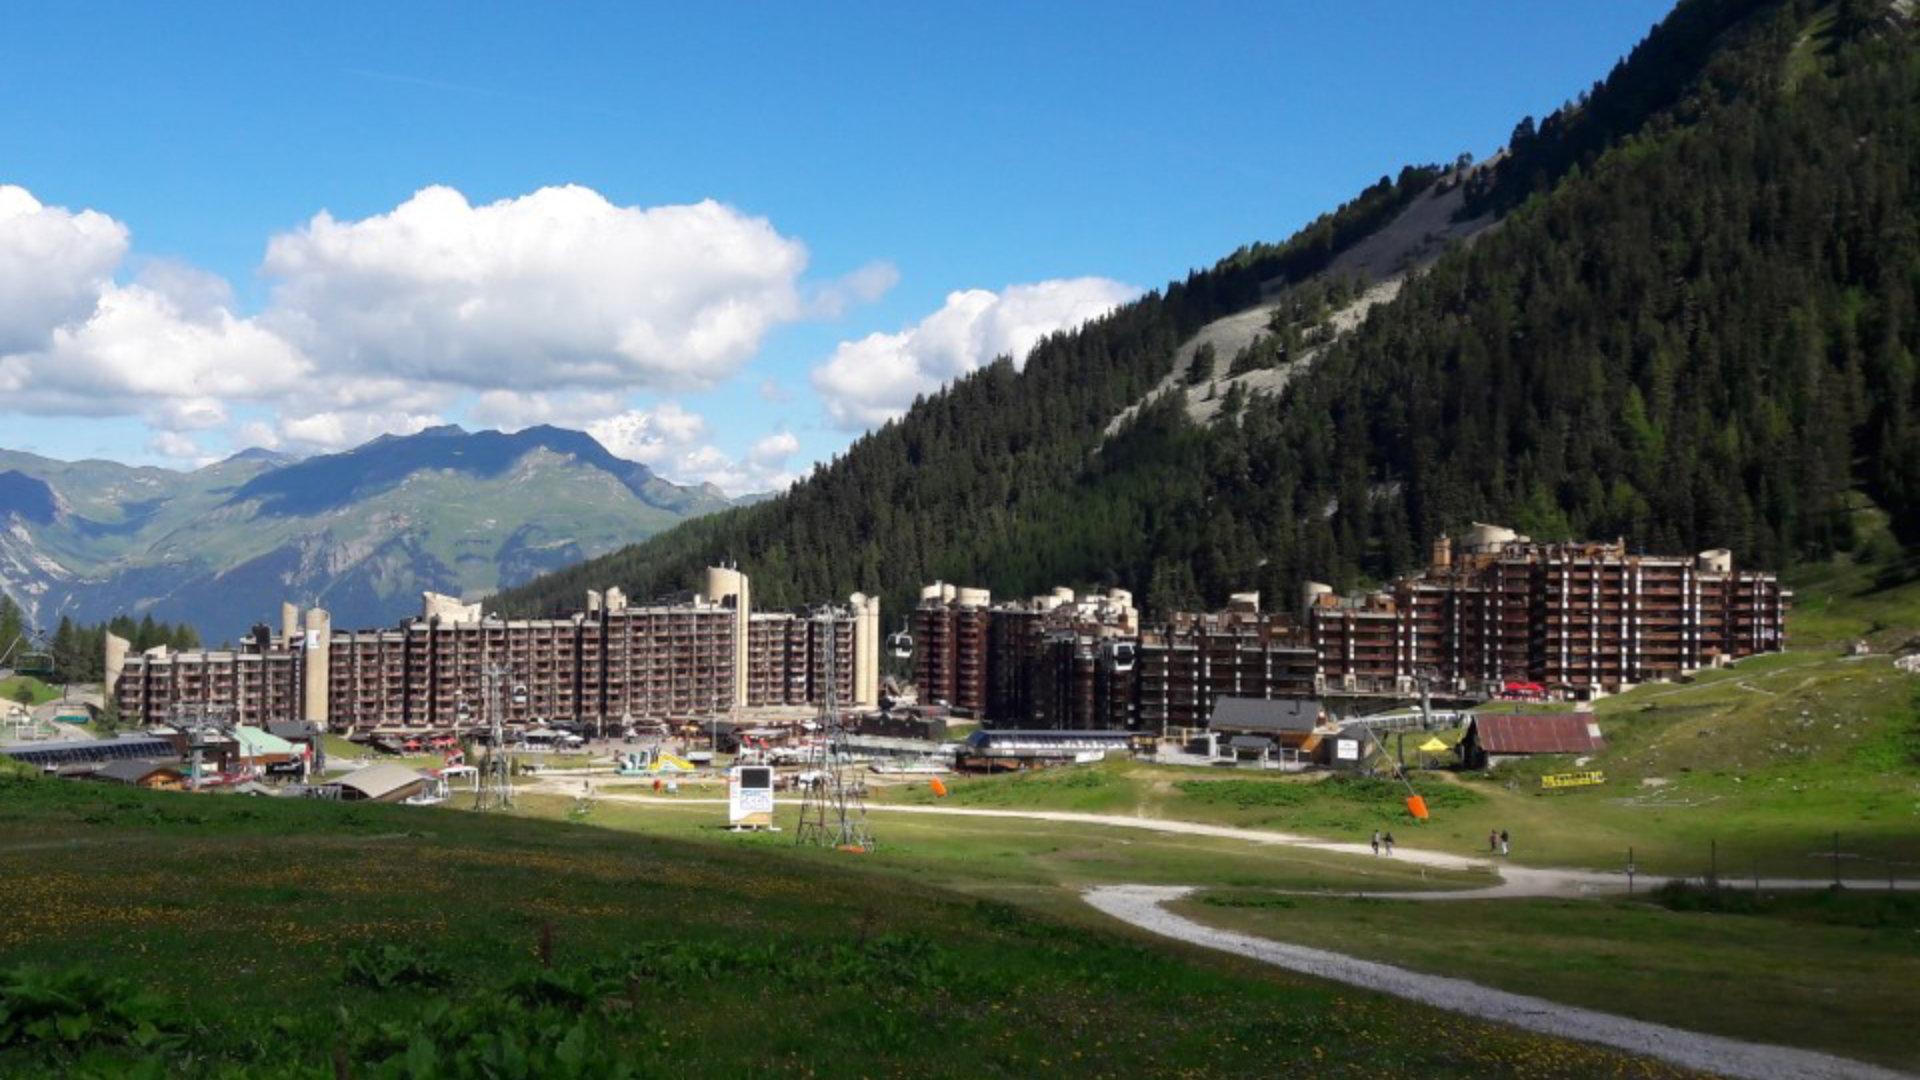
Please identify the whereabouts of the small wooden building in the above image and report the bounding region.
[1208,697,1325,749]
[89,759,187,790]
[1457,713,1603,769]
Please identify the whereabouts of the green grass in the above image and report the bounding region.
[530,793,1490,917]
[1785,3,1840,91]
[0,675,59,707]
[319,734,469,774]
[874,569,1920,880]
[874,757,1482,834]
[1172,887,1920,1071]
[0,766,1689,1078]
[1775,540,1920,651]
[2,556,1910,1075]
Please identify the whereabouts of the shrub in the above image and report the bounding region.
[1650,880,1772,915]
[1175,775,1481,812]
[1200,893,1298,910]
[341,943,454,991]
[0,965,181,1054]
[343,996,641,1079]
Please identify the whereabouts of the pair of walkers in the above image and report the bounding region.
[1488,828,1511,856]
[1369,829,1396,856]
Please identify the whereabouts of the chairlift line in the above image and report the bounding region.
[1,627,56,678]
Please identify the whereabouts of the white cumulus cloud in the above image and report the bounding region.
[262,184,811,391]
[279,409,443,453]
[468,390,626,432]
[811,277,1139,428]
[28,280,309,409]
[0,181,891,467]
[146,430,205,461]
[0,185,128,354]
[807,260,900,317]
[748,430,800,465]
[580,404,800,496]
[586,403,709,465]
[0,186,310,433]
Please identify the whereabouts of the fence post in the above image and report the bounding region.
[1627,845,1635,895]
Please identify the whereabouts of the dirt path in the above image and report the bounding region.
[1085,884,1911,1080]
[540,783,1915,893]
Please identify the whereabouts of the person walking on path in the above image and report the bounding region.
[1383,832,1395,856]
[1499,829,1511,857]
[1370,830,1382,856]
[1489,829,1499,854]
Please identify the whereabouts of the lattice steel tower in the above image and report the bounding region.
[794,605,874,851]
[474,663,516,811]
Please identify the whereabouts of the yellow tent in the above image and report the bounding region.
[1416,737,1450,753]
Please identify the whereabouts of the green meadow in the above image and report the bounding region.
[0,768,1682,1079]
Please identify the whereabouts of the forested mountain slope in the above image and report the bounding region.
[498,0,1919,623]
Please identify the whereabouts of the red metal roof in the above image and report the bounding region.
[1471,713,1603,754]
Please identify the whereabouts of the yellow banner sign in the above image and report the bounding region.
[1541,770,1606,789]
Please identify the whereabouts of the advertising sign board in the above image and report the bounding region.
[728,765,775,828]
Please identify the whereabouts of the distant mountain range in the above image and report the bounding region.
[0,425,747,639]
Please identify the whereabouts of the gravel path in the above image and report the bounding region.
[542,785,1915,893]
[1085,884,1913,1080]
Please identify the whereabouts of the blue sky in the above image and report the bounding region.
[0,1,1672,492]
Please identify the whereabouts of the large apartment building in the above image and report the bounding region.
[106,569,881,732]
[911,583,995,715]
[1307,524,1790,697]
[915,583,1312,733]
[913,525,1788,729]
[1136,599,1318,731]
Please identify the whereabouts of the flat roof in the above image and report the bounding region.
[1210,697,1321,733]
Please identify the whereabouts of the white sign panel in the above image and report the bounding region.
[1335,738,1360,761]
[729,765,775,827]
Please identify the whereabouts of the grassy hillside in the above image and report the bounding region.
[873,560,1920,880]
[0,675,58,706]
[517,790,1919,1069]
[0,770,1690,1079]
[6,561,1912,1075]
[1173,889,1920,1070]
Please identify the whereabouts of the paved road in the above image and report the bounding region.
[1085,884,1912,1080]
